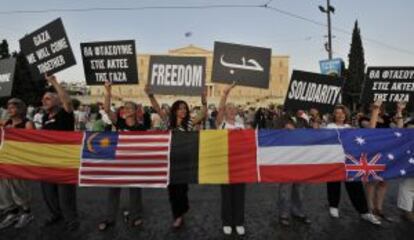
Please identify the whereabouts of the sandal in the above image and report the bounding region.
[98,220,115,232]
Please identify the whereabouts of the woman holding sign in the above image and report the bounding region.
[97,81,146,231]
[215,82,246,236]
[145,84,207,229]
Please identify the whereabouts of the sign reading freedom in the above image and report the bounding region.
[81,40,138,85]
[19,18,76,79]
[148,55,206,96]
[284,70,344,113]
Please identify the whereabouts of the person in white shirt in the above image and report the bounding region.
[325,105,381,225]
[216,82,246,236]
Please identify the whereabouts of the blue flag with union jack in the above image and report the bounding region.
[340,129,414,181]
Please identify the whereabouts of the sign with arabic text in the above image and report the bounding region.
[211,41,271,88]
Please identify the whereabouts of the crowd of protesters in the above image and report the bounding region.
[0,76,413,236]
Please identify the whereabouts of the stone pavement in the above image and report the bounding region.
[1,181,413,240]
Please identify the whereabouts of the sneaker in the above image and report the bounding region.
[222,226,232,235]
[14,213,34,228]
[329,207,339,218]
[0,213,19,229]
[361,213,381,225]
[235,226,245,236]
[373,209,394,222]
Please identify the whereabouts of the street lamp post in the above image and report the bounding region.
[319,0,335,60]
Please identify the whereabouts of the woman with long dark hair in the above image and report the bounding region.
[145,85,207,229]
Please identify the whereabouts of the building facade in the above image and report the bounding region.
[89,45,290,107]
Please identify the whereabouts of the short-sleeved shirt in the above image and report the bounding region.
[42,108,74,131]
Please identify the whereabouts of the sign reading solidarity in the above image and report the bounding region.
[80,40,138,85]
[19,18,76,79]
[212,41,271,88]
[0,58,16,97]
[148,55,206,96]
[284,70,344,113]
[361,67,414,107]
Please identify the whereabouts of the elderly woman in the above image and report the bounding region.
[215,82,246,236]
[0,98,35,229]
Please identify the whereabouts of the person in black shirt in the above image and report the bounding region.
[145,83,207,229]
[97,81,146,231]
[40,74,78,231]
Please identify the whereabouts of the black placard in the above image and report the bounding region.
[211,41,271,88]
[284,70,344,113]
[0,58,16,97]
[81,40,138,85]
[19,18,76,79]
[361,67,414,108]
[148,55,205,96]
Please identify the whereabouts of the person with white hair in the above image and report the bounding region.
[0,98,35,229]
[216,82,246,236]
[40,74,78,231]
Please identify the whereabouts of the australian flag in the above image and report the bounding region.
[340,129,414,182]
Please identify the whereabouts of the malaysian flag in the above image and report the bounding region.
[79,131,171,187]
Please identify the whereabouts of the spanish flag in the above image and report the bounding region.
[0,128,82,184]
[170,129,258,184]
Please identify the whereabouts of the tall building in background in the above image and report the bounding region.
[89,45,290,107]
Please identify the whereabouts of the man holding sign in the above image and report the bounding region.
[19,18,76,79]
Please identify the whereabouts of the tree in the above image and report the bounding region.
[0,39,11,59]
[344,20,366,111]
[0,39,47,107]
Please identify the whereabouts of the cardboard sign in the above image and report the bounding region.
[81,40,138,85]
[284,70,344,113]
[19,18,76,79]
[148,55,205,96]
[361,67,414,107]
[0,58,16,97]
[212,41,271,88]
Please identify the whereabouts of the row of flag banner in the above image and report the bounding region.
[1,128,414,188]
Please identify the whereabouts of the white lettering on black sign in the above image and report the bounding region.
[19,18,76,79]
[148,56,206,96]
[80,40,138,85]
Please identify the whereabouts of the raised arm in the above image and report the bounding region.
[216,82,236,127]
[369,100,382,128]
[192,86,208,125]
[103,81,118,124]
[45,74,73,113]
[144,84,167,122]
[394,102,406,128]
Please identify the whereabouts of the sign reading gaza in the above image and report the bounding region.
[284,70,344,113]
[361,67,414,107]
[148,56,205,96]
[0,58,17,97]
[19,18,76,79]
[212,41,271,89]
[81,40,138,85]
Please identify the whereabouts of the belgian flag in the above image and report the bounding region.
[170,129,258,184]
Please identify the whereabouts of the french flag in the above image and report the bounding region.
[257,129,346,183]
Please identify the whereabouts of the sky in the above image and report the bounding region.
[0,0,413,82]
